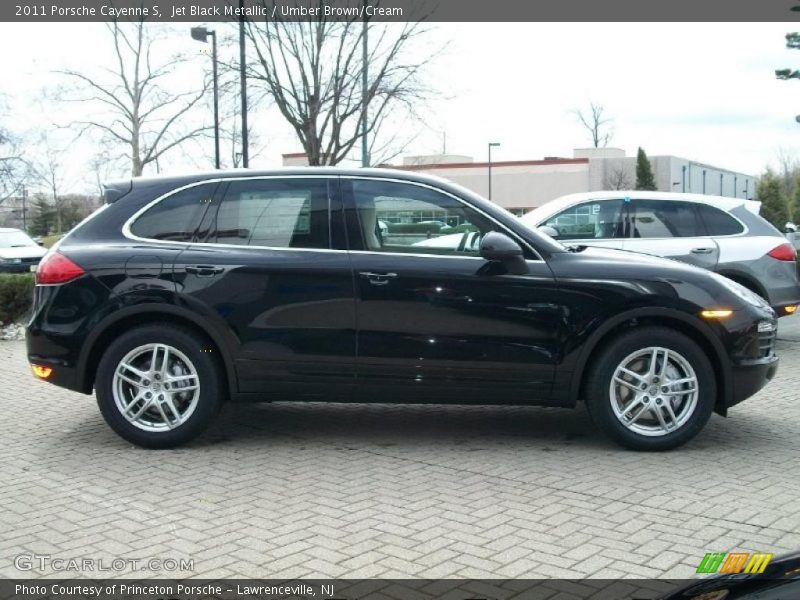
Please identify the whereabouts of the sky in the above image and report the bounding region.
[2,22,800,195]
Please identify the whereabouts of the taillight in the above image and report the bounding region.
[36,252,86,284]
[767,242,797,262]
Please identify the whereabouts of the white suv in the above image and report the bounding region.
[521,191,800,316]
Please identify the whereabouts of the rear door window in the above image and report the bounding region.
[698,204,745,236]
[629,200,700,238]
[207,178,331,249]
[130,183,217,241]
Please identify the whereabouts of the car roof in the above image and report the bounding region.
[522,190,758,221]
[0,228,24,233]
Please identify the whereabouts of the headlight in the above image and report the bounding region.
[709,272,768,308]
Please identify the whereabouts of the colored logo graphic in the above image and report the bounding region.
[697,552,773,574]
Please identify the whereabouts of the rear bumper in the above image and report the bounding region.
[760,261,800,317]
[772,301,800,317]
[728,355,779,408]
[26,354,84,393]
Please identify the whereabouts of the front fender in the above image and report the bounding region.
[562,306,731,412]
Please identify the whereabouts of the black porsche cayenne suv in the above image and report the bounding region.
[26,168,779,450]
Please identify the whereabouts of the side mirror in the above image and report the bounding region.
[479,231,528,275]
[538,225,559,238]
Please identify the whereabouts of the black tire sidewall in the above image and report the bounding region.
[96,325,222,448]
[586,327,716,451]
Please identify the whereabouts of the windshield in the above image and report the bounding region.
[0,230,38,248]
[513,213,568,250]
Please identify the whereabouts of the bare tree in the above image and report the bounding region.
[0,129,26,204]
[58,21,210,176]
[603,165,633,190]
[0,97,29,205]
[246,11,434,165]
[89,149,127,199]
[195,68,265,169]
[574,102,613,148]
[32,137,71,233]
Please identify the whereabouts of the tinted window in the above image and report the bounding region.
[544,199,625,240]
[350,179,498,256]
[629,200,700,238]
[130,183,216,241]
[698,204,745,236]
[210,178,330,249]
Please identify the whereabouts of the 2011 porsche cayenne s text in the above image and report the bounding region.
[26,169,780,450]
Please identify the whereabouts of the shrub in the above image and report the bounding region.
[440,224,479,234]
[0,274,35,324]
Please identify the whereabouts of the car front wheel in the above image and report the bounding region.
[95,324,223,448]
[585,327,716,451]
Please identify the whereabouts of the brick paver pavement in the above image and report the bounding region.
[1,323,799,579]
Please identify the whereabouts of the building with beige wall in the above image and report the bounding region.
[282,148,757,215]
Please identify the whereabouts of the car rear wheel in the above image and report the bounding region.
[95,324,223,448]
[585,327,715,451]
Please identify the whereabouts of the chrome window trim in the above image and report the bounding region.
[121,174,543,261]
[121,176,337,248]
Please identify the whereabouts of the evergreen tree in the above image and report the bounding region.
[757,170,790,230]
[635,147,657,191]
[29,196,54,236]
[791,173,800,223]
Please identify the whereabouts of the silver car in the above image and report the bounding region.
[521,191,800,316]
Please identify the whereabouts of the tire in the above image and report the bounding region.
[95,324,223,448]
[585,326,716,451]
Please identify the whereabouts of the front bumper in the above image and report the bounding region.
[729,355,779,408]
[0,262,38,273]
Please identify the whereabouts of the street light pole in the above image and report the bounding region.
[487,142,500,201]
[361,8,369,168]
[239,0,249,168]
[190,26,220,169]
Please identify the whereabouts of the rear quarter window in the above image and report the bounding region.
[129,183,217,241]
[698,204,745,236]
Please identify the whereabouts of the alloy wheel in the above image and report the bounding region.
[609,346,698,437]
[112,343,201,432]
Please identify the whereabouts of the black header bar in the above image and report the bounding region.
[5,0,800,22]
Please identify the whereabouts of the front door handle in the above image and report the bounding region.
[359,271,398,285]
[185,265,224,277]
[691,247,714,254]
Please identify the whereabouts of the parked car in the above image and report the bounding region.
[0,228,47,273]
[521,192,800,316]
[27,169,779,450]
[786,221,800,252]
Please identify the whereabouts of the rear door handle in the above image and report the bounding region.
[359,271,398,285]
[185,265,224,277]
[691,247,714,254]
